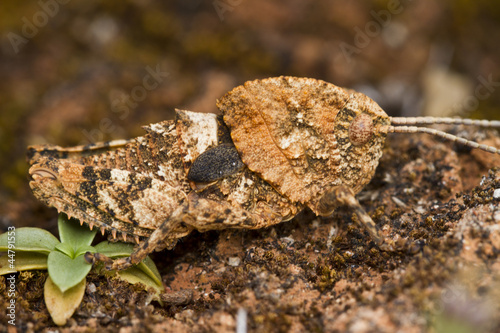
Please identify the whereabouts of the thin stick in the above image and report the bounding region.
[386,126,500,155]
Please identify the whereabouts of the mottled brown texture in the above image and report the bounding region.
[218,77,390,216]
[332,91,390,198]
[28,106,302,266]
[12,119,500,332]
[26,77,410,272]
[219,77,351,206]
[349,113,374,146]
[27,77,498,272]
[1,1,499,330]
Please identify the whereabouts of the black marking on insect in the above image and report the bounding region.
[187,143,245,182]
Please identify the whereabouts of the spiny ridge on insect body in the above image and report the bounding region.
[27,76,500,271]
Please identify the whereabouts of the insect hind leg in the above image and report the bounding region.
[85,191,284,270]
[317,185,400,251]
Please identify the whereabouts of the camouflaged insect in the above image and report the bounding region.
[28,76,500,270]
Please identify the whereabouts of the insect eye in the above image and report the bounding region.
[349,113,374,146]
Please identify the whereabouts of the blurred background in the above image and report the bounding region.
[0,0,499,229]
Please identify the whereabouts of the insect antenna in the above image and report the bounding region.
[386,117,500,155]
[390,117,500,127]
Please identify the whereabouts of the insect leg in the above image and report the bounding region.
[86,192,282,270]
[317,186,396,251]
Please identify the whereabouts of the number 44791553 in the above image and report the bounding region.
[7,226,15,270]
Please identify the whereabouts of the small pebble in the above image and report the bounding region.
[392,196,407,208]
[228,257,241,266]
[280,236,295,246]
[493,188,500,199]
[414,206,426,214]
[87,282,97,293]
[237,308,247,333]
[494,211,500,223]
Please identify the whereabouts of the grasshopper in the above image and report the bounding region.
[28,76,500,271]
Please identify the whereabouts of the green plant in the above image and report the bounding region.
[0,214,164,326]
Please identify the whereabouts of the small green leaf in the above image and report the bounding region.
[75,245,96,258]
[118,266,164,297]
[58,214,97,252]
[137,256,163,289]
[94,241,135,257]
[48,251,92,292]
[0,228,59,254]
[45,276,86,326]
[95,241,163,287]
[0,252,48,275]
[55,243,74,258]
